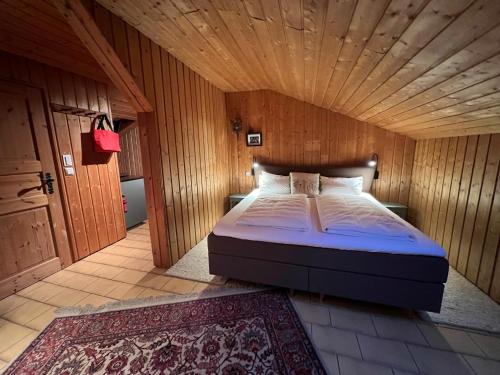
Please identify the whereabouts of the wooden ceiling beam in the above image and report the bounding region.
[51,0,153,112]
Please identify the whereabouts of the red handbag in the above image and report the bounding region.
[92,114,121,153]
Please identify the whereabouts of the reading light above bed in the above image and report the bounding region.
[369,153,380,180]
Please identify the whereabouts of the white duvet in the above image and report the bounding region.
[316,194,416,241]
[213,189,446,257]
[236,193,310,231]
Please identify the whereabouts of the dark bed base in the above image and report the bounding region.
[208,233,449,312]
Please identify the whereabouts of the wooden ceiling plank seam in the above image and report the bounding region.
[140,0,250,90]
[303,0,328,104]
[313,0,357,105]
[322,0,392,110]
[191,0,271,89]
[103,0,242,91]
[384,90,500,130]
[391,105,500,134]
[340,0,475,115]
[0,13,103,64]
[242,0,289,92]
[377,74,500,126]
[336,0,467,111]
[403,117,500,138]
[332,0,431,111]
[363,23,500,123]
[369,53,500,128]
[175,0,259,87]
[2,0,93,47]
[258,0,297,94]
[411,124,500,139]
[213,0,277,89]
[235,2,283,90]
[349,0,500,118]
[280,0,305,100]
[0,29,109,83]
[51,0,153,112]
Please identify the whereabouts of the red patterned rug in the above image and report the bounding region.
[4,290,325,374]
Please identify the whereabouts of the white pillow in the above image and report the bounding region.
[320,176,363,195]
[258,171,290,194]
[290,172,320,197]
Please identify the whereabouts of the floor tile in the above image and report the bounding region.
[329,306,376,336]
[25,306,57,331]
[0,319,36,353]
[468,332,500,360]
[45,288,89,307]
[3,300,53,326]
[0,295,29,316]
[113,269,148,284]
[89,263,124,279]
[319,351,339,375]
[16,282,67,303]
[120,257,155,272]
[77,294,116,307]
[136,274,171,289]
[85,252,128,267]
[338,355,393,375]
[48,271,97,290]
[357,334,418,372]
[192,283,212,293]
[311,324,361,359]
[294,301,331,325]
[408,345,474,375]
[0,359,7,372]
[117,239,151,250]
[105,283,146,300]
[83,278,123,295]
[372,315,427,345]
[464,355,500,375]
[418,324,484,356]
[162,278,197,294]
[65,260,103,275]
[0,331,38,362]
[137,288,170,298]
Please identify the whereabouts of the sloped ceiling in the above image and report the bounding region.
[96,0,500,139]
[0,0,108,83]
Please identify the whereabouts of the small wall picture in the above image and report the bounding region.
[246,132,262,147]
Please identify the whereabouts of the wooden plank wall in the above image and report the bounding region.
[0,50,126,262]
[118,123,143,178]
[408,134,500,302]
[93,4,230,265]
[226,90,416,205]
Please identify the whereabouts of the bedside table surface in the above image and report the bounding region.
[229,193,248,199]
[380,201,407,208]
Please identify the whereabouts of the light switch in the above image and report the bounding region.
[62,154,73,166]
[64,167,75,176]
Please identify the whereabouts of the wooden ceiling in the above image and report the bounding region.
[95,0,500,139]
[0,0,108,83]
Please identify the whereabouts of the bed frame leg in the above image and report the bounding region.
[289,289,295,297]
[319,293,325,303]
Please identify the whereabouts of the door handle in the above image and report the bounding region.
[41,172,55,194]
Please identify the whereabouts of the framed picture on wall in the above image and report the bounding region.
[246,132,262,147]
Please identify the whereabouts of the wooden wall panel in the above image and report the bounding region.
[93,4,230,265]
[118,123,143,178]
[408,134,500,302]
[226,90,416,205]
[0,50,126,262]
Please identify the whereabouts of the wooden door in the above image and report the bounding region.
[0,81,70,299]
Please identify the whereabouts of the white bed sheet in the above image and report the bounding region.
[213,189,446,257]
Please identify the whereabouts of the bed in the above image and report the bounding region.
[208,164,449,312]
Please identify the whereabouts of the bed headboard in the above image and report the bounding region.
[254,163,376,192]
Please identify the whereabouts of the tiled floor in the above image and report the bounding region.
[1,222,500,374]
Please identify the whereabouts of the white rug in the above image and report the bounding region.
[165,237,227,285]
[420,267,500,333]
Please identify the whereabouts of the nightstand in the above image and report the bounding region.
[229,193,247,211]
[381,202,408,220]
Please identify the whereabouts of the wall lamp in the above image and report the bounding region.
[368,153,380,180]
[251,157,259,176]
[231,117,243,135]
